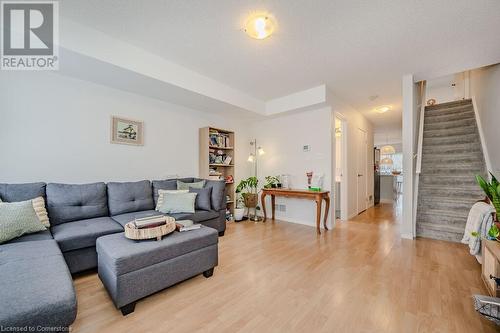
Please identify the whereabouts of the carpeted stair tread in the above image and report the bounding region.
[423,133,479,146]
[423,125,477,138]
[424,117,476,130]
[425,108,475,124]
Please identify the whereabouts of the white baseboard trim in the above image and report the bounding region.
[400,233,414,240]
[272,216,332,229]
[379,199,393,204]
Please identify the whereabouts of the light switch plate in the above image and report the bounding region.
[303,145,311,152]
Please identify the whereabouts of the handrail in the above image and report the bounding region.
[415,81,426,174]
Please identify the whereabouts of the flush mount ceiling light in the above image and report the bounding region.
[244,14,276,39]
[375,105,391,114]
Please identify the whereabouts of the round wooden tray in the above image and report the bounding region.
[124,217,176,241]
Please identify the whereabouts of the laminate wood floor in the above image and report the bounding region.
[72,202,498,332]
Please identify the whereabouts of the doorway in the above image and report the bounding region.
[334,115,348,221]
[356,128,367,214]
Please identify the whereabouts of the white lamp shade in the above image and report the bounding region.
[380,157,393,165]
[380,145,396,154]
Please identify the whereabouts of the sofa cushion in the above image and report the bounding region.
[190,187,212,211]
[107,180,154,216]
[96,226,218,275]
[6,229,53,244]
[111,210,160,227]
[0,240,77,328]
[204,180,226,210]
[152,179,177,205]
[47,182,108,225]
[51,216,123,252]
[0,182,46,202]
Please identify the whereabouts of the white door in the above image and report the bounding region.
[357,128,367,214]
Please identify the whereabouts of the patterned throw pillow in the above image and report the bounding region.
[177,180,205,191]
[155,190,188,211]
[158,192,197,214]
[0,196,50,227]
[0,200,47,244]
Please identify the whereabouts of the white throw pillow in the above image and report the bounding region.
[156,190,189,211]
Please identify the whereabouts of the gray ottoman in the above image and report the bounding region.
[96,226,218,315]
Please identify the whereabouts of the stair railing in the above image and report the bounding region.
[415,80,427,174]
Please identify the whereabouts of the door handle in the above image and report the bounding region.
[358,174,363,177]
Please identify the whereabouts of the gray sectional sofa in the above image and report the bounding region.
[0,178,226,330]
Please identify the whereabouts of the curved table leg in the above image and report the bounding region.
[315,197,322,234]
[323,194,330,231]
[261,192,267,222]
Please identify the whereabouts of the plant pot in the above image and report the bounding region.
[276,183,282,188]
[242,193,257,208]
[271,184,277,188]
[234,208,245,221]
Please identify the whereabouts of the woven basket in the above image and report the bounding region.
[124,217,176,241]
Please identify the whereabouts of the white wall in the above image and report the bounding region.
[470,64,500,175]
[426,73,466,104]
[0,71,242,183]
[248,107,333,228]
[246,99,374,228]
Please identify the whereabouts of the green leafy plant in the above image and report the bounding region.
[489,224,500,239]
[476,172,500,221]
[264,175,280,189]
[236,176,259,195]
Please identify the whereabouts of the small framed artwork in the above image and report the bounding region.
[111,116,144,146]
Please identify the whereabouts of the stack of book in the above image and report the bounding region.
[209,130,231,148]
[133,215,167,229]
[175,220,202,232]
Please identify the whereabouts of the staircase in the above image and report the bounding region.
[416,99,488,242]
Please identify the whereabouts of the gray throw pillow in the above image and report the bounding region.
[177,180,205,191]
[158,192,197,214]
[0,200,46,244]
[189,187,212,211]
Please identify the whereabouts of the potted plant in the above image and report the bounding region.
[475,173,500,240]
[264,175,281,189]
[236,177,259,208]
[233,194,245,221]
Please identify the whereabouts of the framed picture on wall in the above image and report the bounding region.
[110,116,144,146]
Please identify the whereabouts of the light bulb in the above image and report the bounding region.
[258,147,265,155]
[244,14,276,40]
[248,154,255,162]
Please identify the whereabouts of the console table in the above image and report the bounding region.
[260,188,330,234]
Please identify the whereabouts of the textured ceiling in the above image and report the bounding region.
[61,0,500,131]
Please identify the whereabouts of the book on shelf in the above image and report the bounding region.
[209,130,231,148]
[223,156,232,165]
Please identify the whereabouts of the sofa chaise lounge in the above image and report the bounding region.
[0,178,225,330]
